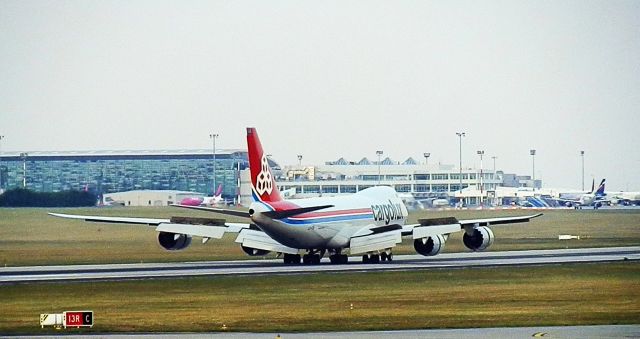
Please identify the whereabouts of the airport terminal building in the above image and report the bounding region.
[0,149,261,200]
[0,150,539,206]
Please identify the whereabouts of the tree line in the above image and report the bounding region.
[0,189,97,207]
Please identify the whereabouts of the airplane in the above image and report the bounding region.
[553,179,609,209]
[609,191,640,206]
[180,184,226,206]
[50,128,542,265]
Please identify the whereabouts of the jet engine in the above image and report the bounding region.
[158,231,192,251]
[413,234,446,256]
[241,245,270,256]
[462,226,494,251]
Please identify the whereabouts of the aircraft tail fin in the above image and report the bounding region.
[595,179,606,196]
[247,127,283,202]
[214,183,223,197]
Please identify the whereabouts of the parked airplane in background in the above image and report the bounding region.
[180,184,225,206]
[610,191,640,206]
[50,128,541,265]
[554,179,608,209]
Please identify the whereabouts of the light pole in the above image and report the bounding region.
[580,150,585,191]
[297,154,302,166]
[20,152,28,188]
[456,132,465,203]
[530,149,536,190]
[477,150,484,204]
[209,133,218,194]
[423,152,430,193]
[376,150,383,185]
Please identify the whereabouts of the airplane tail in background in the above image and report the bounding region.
[595,179,606,196]
[214,184,223,197]
[246,127,282,203]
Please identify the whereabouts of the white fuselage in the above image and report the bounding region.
[249,186,408,250]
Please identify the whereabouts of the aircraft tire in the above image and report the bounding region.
[284,254,301,265]
[370,254,380,264]
[329,255,336,264]
[362,255,370,264]
[340,254,348,264]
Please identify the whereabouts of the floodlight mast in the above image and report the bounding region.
[456,132,465,205]
[210,133,219,194]
[376,150,383,185]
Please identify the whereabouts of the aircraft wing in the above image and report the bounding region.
[48,212,290,254]
[401,213,543,236]
[551,197,580,204]
[49,212,251,237]
[457,213,543,226]
[48,213,169,226]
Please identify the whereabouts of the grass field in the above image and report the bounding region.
[1,262,638,334]
[0,207,639,266]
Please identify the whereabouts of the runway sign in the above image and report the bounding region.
[64,311,93,328]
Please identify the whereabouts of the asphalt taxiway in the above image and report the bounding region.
[1,246,638,284]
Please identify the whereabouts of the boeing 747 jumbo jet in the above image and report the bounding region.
[50,128,542,264]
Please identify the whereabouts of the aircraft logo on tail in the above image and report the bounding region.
[256,154,273,196]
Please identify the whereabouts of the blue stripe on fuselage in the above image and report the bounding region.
[252,193,375,226]
[282,213,374,225]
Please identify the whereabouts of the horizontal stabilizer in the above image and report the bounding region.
[262,204,334,219]
[170,204,251,218]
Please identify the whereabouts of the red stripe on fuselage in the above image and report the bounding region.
[289,208,373,220]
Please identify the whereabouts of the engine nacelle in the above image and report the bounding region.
[241,245,270,257]
[158,231,192,251]
[462,226,494,251]
[413,234,446,256]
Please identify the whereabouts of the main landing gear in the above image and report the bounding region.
[284,250,349,265]
[283,250,324,265]
[329,253,349,264]
[283,253,301,264]
[362,252,393,264]
[283,250,393,265]
[302,253,321,265]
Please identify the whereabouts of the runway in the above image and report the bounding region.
[6,325,640,338]
[1,246,638,284]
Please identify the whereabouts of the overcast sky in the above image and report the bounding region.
[1,0,639,191]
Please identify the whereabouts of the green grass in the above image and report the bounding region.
[1,262,638,334]
[0,207,639,266]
